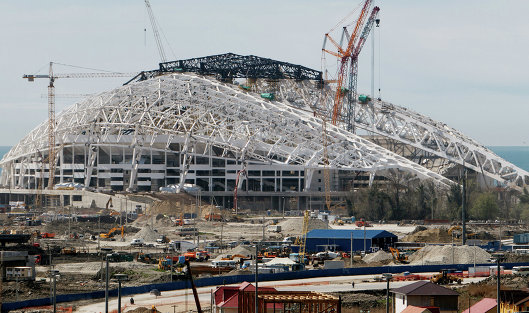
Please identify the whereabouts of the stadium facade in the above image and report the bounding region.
[1,54,527,211]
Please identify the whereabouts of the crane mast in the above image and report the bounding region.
[322,0,379,132]
[319,1,380,213]
[23,65,135,194]
[47,63,56,189]
[144,0,167,63]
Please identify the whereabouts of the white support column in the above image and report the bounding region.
[128,145,143,191]
[304,168,315,191]
[178,134,193,192]
[17,161,25,188]
[10,162,16,187]
[369,172,375,187]
[84,145,97,187]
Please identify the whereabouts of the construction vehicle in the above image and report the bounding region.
[41,232,55,239]
[61,247,77,255]
[389,247,409,264]
[156,235,169,244]
[183,251,210,262]
[204,213,222,221]
[220,254,251,261]
[430,269,462,285]
[100,226,124,239]
[355,219,370,227]
[137,252,157,264]
[106,252,133,262]
[448,225,476,239]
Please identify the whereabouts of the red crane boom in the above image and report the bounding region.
[322,0,379,131]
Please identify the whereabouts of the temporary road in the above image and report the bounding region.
[75,273,487,313]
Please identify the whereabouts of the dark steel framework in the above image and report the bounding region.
[124,53,323,85]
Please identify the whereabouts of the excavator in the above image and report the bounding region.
[448,225,477,239]
[389,247,409,264]
[100,226,124,239]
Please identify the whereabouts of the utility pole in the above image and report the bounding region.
[255,243,259,313]
[462,167,467,245]
[350,231,354,267]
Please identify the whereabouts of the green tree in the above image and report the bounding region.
[446,184,462,219]
[470,193,499,220]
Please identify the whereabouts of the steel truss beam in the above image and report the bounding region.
[0,73,452,189]
[316,90,529,190]
[124,53,323,85]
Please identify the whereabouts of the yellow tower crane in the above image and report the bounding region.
[299,210,310,261]
[22,63,135,190]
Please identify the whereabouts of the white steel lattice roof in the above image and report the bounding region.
[0,73,453,187]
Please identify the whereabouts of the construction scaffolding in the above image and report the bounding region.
[238,290,341,313]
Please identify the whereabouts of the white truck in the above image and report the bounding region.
[130,238,145,246]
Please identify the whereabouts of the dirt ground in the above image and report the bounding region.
[2,192,529,309]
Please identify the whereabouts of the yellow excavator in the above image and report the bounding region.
[100,226,124,239]
[389,247,408,264]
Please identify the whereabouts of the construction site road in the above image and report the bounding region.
[74,273,487,313]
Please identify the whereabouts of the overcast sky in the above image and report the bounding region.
[1,1,528,146]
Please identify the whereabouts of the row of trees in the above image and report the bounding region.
[346,170,529,222]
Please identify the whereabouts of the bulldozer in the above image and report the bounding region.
[430,269,462,285]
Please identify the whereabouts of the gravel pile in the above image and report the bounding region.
[134,225,160,242]
[363,250,393,263]
[215,245,254,260]
[407,245,490,265]
[278,218,329,235]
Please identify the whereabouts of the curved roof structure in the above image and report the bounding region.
[0,72,452,188]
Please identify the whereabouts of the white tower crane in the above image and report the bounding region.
[23,62,135,189]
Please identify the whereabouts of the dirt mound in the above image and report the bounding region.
[134,225,159,242]
[215,245,254,260]
[228,245,254,257]
[278,218,329,236]
[330,292,383,310]
[403,227,452,243]
[363,250,393,263]
[126,307,161,313]
[407,245,490,265]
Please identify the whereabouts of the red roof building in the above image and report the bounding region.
[212,282,279,313]
[462,298,496,313]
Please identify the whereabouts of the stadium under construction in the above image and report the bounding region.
[0,53,528,212]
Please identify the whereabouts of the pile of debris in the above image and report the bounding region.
[407,245,490,265]
[403,227,452,243]
[363,250,393,263]
[278,218,329,236]
[134,226,160,242]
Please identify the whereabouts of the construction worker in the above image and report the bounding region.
[351,281,355,288]
[130,297,134,305]
[152,305,157,313]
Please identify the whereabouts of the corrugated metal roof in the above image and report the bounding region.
[461,298,496,313]
[306,229,397,239]
[391,281,459,296]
